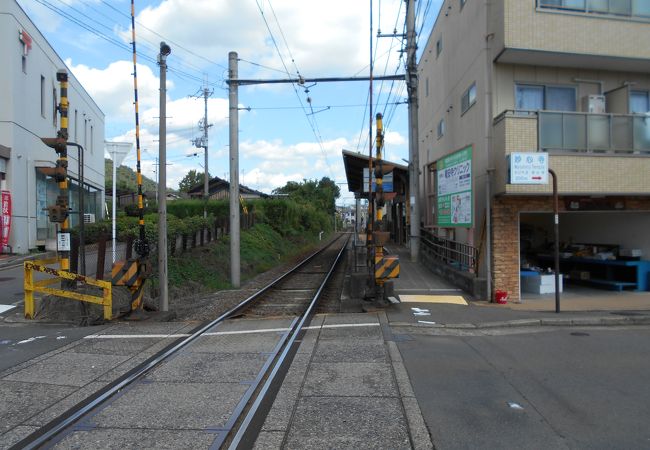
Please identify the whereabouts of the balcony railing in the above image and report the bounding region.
[538,111,650,154]
[538,0,650,20]
[494,110,650,154]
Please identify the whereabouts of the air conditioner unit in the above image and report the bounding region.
[83,213,95,224]
[582,95,606,114]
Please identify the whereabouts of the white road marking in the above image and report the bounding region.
[17,336,46,345]
[0,304,15,314]
[84,322,382,339]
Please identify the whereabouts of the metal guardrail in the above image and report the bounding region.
[420,228,478,275]
[494,110,650,155]
[24,258,112,321]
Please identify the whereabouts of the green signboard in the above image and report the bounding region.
[437,146,473,227]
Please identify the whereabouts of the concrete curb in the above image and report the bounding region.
[390,314,650,330]
[386,340,434,450]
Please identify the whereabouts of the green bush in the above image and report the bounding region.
[167,199,229,219]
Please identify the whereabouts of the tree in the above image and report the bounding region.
[178,170,211,192]
[272,177,340,215]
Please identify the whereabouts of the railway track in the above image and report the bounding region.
[13,234,350,450]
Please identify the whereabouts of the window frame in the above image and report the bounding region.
[630,90,650,113]
[515,83,578,112]
[437,118,445,139]
[52,86,58,127]
[40,76,45,118]
[538,0,650,20]
[436,36,443,57]
[461,82,477,115]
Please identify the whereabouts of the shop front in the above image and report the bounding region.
[492,196,650,302]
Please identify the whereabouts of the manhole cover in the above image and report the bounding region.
[610,312,647,317]
[0,277,15,282]
[570,332,590,337]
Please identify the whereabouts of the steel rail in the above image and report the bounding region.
[12,234,347,450]
[228,234,350,449]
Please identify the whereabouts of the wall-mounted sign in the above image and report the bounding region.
[363,168,394,192]
[509,152,548,184]
[57,232,70,252]
[437,146,472,227]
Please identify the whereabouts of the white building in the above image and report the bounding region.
[0,1,105,254]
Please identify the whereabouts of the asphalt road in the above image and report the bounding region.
[0,322,107,372]
[398,326,650,449]
[0,263,33,310]
[0,261,108,372]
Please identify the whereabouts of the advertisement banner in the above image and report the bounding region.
[1,190,11,247]
[437,146,473,227]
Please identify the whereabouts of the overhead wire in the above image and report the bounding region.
[98,0,228,71]
[254,0,336,179]
[38,0,222,87]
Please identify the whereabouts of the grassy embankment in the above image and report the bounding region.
[167,222,325,291]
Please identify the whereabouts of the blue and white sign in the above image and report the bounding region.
[509,152,548,185]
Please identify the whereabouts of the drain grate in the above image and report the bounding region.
[570,332,590,337]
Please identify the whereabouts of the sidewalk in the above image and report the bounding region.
[383,244,650,330]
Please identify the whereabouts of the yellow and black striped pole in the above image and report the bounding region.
[374,113,384,286]
[57,70,70,273]
[124,0,149,311]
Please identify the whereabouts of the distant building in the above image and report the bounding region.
[187,176,267,200]
[0,1,105,253]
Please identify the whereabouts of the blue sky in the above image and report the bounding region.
[18,0,439,206]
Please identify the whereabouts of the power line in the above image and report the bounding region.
[254,0,335,179]
[98,0,228,71]
[238,58,288,75]
[37,0,222,87]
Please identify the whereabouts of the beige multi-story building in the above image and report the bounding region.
[418,0,650,301]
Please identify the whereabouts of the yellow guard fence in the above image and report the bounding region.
[24,258,112,321]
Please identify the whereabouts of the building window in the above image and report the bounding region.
[52,87,57,127]
[40,76,45,117]
[515,84,576,111]
[74,110,78,141]
[436,37,442,57]
[22,56,27,74]
[426,77,429,97]
[437,118,445,139]
[90,125,94,154]
[538,0,650,19]
[630,90,649,113]
[460,0,467,9]
[461,82,477,114]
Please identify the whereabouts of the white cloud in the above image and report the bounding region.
[66,59,164,123]
[127,0,404,76]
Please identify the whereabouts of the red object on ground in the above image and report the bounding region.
[495,290,508,304]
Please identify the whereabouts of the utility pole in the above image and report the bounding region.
[229,51,241,288]
[224,56,405,289]
[158,41,171,312]
[406,0,420,262]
